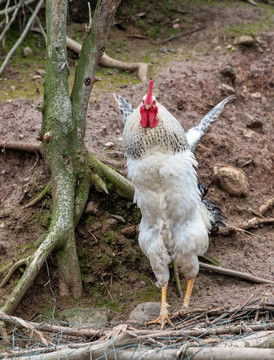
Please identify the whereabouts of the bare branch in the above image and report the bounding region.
[0,0,44,76]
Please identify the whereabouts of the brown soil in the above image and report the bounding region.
[0,1,273,324]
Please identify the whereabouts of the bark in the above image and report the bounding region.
[1,0,121,315]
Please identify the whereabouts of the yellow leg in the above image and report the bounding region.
[147,282,173,329]
[182,277,195,310]
[173,278,195,317]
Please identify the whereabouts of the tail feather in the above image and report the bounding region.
[186,95,236,152]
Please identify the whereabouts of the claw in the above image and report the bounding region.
[146,282,173,329]
[147,302,173,329]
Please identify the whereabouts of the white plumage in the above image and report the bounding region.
[122,81,233,328]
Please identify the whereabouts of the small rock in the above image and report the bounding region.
[121,225,136,238]
[61,308,111,328]
[129,302,161,322]
[19,134,24,139]
[36,69,46,76]
[213,166,249,197]
[173,23,180,29]
[10,85,16,92]
[105,141,115,148]
[111,214,126,223]
[32,75,42,80]
[250,92,261,99]
[103,218,117,231]
[234,35,256,46]
[23,46,33,57]
[85,276,95,284]
[85,201,98,215]
[214,45,222,52]
[219,83,236,95]
[220,66,236,81]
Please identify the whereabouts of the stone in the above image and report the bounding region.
[85,201,98,215]
[23,46,33,57]
[105,141,115,148]
[129,302,161,322]
[214,45,222,53]
[111,214,126,223]
[61,308,111,328]
[121,225,136,238]
[234,35,256,46]
[218,83,236,95]
[213,166,249,197]
[102,218,117,231]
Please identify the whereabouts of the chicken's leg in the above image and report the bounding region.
[147,282,173,329]
[174,278,195,316]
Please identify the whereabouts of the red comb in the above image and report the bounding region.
[146,80,154,103]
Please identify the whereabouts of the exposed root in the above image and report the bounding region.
[0,257,30,288]
[66,36,148,83]
[22,183,51,209]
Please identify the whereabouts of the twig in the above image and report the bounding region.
[0,0,36,16]
[162,25,206,44]
[199,262,274,285]
[0,256,30,288]
[0,0,44,76]
[34,15,47,44]
[259,198,274,215]
[218,216,274,235]
[100,276,114,301]
[0,0,23,43]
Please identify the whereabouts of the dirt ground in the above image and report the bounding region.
[0,1,273,325]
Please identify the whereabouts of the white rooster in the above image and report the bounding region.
[122,80,233,328]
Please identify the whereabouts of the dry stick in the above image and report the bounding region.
[218,217,274,235]
[0,256,30,288]
[0,312,102,338]
[0,0,44,76]
[0,141,41,152]
[162,25,206,44]
[66,35,148,83]
[0,310,49,346]
[199,262,274,285]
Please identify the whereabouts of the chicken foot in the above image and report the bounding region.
[147,282,173,329]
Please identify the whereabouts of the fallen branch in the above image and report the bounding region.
[0,311,101,338]
[0,141,41,152]
[0,0,36,17]
[66,35,148,83]
[218,216,274,235]
[199,262,274,285]
[0,309,49,346]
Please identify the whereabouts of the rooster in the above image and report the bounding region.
[122,81,233,328]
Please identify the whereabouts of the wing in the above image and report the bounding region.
[186,96,235,152]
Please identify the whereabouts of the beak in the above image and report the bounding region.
[145,104,151,110]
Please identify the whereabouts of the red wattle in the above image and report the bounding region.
[148,109,157,128]
[140,108,149,127]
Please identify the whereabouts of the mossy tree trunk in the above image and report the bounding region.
[1,0,122,315]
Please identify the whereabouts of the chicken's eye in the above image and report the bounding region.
[152,100,156,105]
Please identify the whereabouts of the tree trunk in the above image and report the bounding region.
[1,0,121,315]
